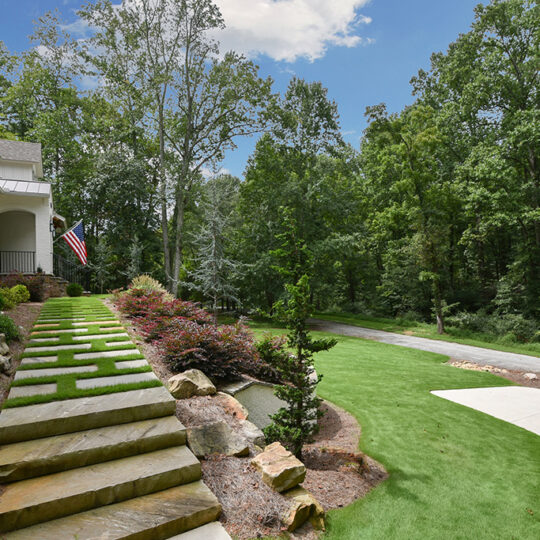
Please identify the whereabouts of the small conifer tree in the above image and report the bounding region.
[264,207,336,458]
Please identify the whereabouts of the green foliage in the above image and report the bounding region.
[0,288,16,310]
[10,284,30,304]
[0,314,19,342]
[66,283,83,297]
[264,275,337,458]
[129,275,169,296]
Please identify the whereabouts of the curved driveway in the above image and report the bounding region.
[309,319,540,372]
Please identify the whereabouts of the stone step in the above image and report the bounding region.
[3,481,221,540]
[168,521,232,539]
[0,386,175,444]
[0,416,186,482]
[0,445,201,532]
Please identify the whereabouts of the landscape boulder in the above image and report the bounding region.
[0,355,11,374]
[238,419,266,448]
[168,369,216,399]
[251,442,306,492]
[187,421,249,458]
[217,391,249,420]
[282,486,325,532]
[0,333,9,356]
[524,372,538,381]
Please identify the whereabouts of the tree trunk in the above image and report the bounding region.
[433,281,445,334]
[158,105,171,291]
[171,191,186,297]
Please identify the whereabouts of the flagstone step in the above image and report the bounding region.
[29,333,129,343]
[75,371,159,389]
[31,328,89,335]
[14,364,99,380]
[20,348,141,365]
[7,384,57,399]
[25,343,92,352]
[169,521,232,539]
[0,445,201,532]
[0,416,186,483]
[0,386,176,444]
[3,480,221,540]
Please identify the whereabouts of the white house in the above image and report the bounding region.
[0,139,64,275]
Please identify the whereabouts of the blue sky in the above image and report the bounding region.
[0,0,480,177]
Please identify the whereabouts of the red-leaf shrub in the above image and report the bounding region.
[115,288,281,382]
[158,319,258,379]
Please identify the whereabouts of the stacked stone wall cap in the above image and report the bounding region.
[250,442,306,492]
[168,369,216,399]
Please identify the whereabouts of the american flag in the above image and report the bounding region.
[61,221,87,265]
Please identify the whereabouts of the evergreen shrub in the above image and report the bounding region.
[10,284,30,304]
[67,283,84,297]
[0,288,16,310]
[0,314,19,342]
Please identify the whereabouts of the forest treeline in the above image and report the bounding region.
[0,0,538,336]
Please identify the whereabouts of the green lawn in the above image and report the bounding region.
[251,326,540,539]
[315,311,540,357]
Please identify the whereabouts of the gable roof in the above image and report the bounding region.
[0,139,42,163]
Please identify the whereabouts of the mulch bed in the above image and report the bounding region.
[0,302,42,408]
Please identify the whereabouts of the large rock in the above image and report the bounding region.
[251,442,306,493]
[168,369,216,399]
[216,391,248,420]
[282,486,325,531]
[238,419,265,448]
[0,354,11,374]
[187,421,249,458]
[0,333,9,356]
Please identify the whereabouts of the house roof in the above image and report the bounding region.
[0,139,43,177]
[0,179,51,197]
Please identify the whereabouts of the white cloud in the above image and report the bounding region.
[62,0,373,66]
[212,0,372,62]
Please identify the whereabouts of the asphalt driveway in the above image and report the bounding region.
[309,319,540,372]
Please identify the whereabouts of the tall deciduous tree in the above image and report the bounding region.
[81,0,271,295]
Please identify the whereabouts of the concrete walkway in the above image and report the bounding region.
[431,387,540,436]
[309,319,540,372]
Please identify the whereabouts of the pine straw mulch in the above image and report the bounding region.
[106,298,388,539]
[0,302,42,408]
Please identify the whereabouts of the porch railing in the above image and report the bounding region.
[53,252,91,290]
[0,251,35,274]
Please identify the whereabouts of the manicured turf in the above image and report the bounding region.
[4,297,162,408]
[251,326,540,539]
[315,311,540,357]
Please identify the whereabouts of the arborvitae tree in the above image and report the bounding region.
[264,275,337,459]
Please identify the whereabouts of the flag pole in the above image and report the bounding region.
[53,219,83,244]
